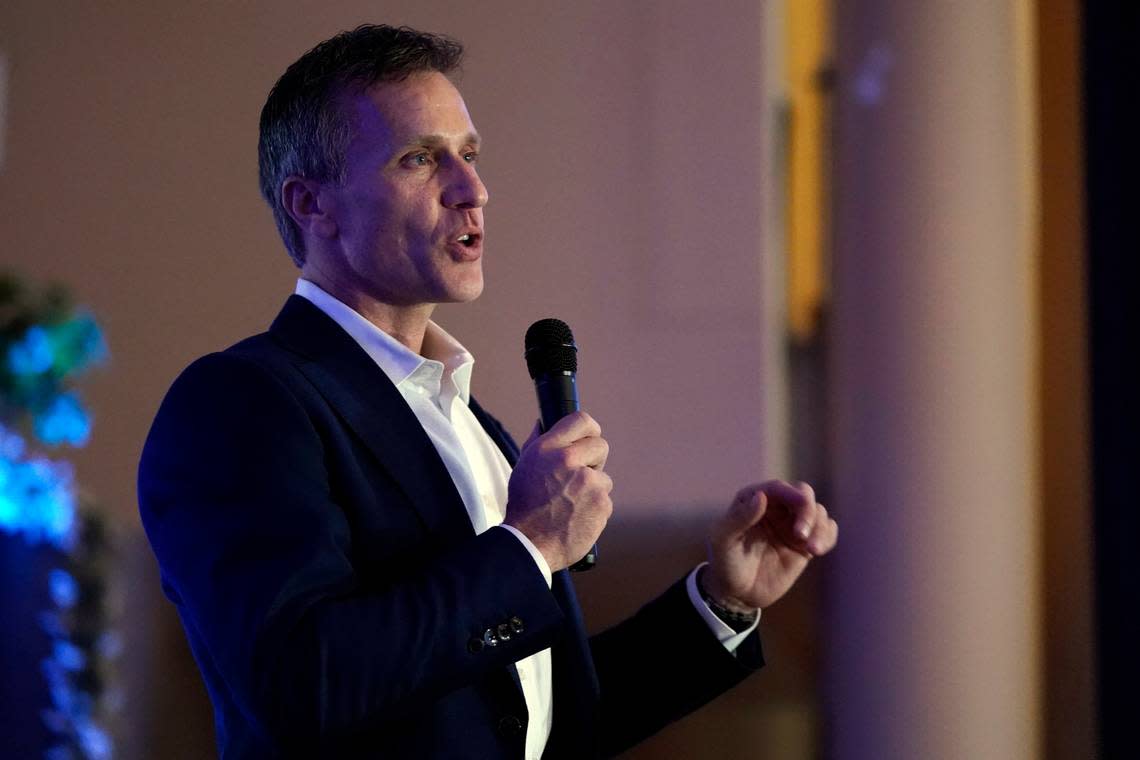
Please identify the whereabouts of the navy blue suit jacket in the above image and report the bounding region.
[139,296,762,758]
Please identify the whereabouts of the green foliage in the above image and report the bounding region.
[0,272,107,446]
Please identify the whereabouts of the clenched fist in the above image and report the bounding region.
[504,412,613,572]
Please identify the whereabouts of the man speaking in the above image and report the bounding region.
[138,24,838,759]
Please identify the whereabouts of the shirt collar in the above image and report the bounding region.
[294,279,474,406]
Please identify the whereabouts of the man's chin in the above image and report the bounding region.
[447,278,484,304]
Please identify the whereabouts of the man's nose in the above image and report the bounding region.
[442,159,489,210]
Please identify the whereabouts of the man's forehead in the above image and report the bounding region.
[349,72,478,144]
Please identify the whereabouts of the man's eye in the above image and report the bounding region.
[404,153,433,167]
[463,151,479,163]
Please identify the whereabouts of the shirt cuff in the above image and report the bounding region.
[496,524,553,589]
[686,562,760,652]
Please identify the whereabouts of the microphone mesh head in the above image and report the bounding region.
[524,318,577,378]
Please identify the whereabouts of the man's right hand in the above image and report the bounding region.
[503,411,613,573]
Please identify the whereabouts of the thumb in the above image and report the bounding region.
[521,419,543,449]
[716,486,768,541]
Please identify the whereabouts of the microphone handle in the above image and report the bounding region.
[534,372,597,572]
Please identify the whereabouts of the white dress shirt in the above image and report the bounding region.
[294,279,757,759]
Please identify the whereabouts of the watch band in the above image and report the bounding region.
[697,568,759,633]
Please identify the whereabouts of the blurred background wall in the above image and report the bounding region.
[0,1,1103,758]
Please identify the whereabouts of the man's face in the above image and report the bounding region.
[316,71,488,309]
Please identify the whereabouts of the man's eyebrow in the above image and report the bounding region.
[402,132,482,150]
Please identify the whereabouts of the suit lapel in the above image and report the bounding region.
[268,296,474,548]
[269,297,543,710]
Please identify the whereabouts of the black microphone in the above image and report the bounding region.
[524,318,597,571]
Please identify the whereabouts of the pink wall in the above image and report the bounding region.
[1,4,782,756]
[0,0,775,524]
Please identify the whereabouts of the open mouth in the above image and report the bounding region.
[456,233,479,248]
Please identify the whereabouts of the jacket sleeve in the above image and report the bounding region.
[138,351,565,745]
[589,576,765,757]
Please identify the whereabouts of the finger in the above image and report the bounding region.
[765,480,818,540]
[586,468,615,496]
[570,468,614,513]
[805,504,838,555]
[542,410,601,446]
[563,435,610,470]
[714,486,769,544]
[792,480,816,504]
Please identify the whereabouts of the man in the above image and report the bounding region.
[139,24,837,759]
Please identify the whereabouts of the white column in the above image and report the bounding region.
[825,2,1042,758]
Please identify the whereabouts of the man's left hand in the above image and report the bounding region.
[702,480,838,612]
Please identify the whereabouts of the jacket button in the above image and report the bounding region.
[483,628,499,647]
[467,637,484,654]
[498,715,523,737]
[509,616,524,633]
[496,622,513,641]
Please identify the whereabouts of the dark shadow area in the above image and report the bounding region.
[1085,4,1140,758]
[0,534,57,756]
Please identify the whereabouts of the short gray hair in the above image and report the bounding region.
[257,25,464,266]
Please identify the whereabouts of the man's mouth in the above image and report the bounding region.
[456,233,480,248]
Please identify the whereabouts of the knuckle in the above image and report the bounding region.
[568,471,595,501]
[793,480,816,501]
[534,435,557,456]
[601,471,614,492]
[553,447,573,469]
[580,468,605,493]
[577,411,601,434]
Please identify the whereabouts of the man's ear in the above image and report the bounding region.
[281,176,338,240]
